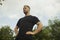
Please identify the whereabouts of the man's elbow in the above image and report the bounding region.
[38,22,43,28]
[40,23,43,28]
[38,22,43,31]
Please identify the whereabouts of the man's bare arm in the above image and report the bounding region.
[33,22,43,34]
[26,22,43,35]
[14,26,19,35]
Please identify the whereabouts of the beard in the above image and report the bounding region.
[23,11,28,15]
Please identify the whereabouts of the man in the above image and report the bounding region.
[14,5,43,40]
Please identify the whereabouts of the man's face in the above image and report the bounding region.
[23,5,30,14]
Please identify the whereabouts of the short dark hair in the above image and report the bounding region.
[24,5,30,9]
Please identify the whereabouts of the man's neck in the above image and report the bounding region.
[25,13,30,16]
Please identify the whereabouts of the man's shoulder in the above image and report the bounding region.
[20,16,25,19]
[18,17,24,21]
[31,15,38,18]
[19,15,38,20]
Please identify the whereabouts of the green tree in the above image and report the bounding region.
[0,0,4,5]
[33,18,60,40]
[33,26,52,40]
[0,26,14,40]
[48,18,60,40]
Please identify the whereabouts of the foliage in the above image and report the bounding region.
[33,18,60,40]
[0,26,14,40]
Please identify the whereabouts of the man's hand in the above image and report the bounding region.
[26,31,35,35]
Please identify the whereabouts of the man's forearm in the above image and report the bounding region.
[14,29,18,34]
[33,22,43,34]
[14,26,18,35]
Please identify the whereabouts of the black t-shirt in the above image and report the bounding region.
[16,15,40,38]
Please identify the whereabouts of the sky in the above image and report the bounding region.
[0,0,60,30]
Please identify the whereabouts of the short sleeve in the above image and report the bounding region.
[16,19,21,28]
[33,16,40,24]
